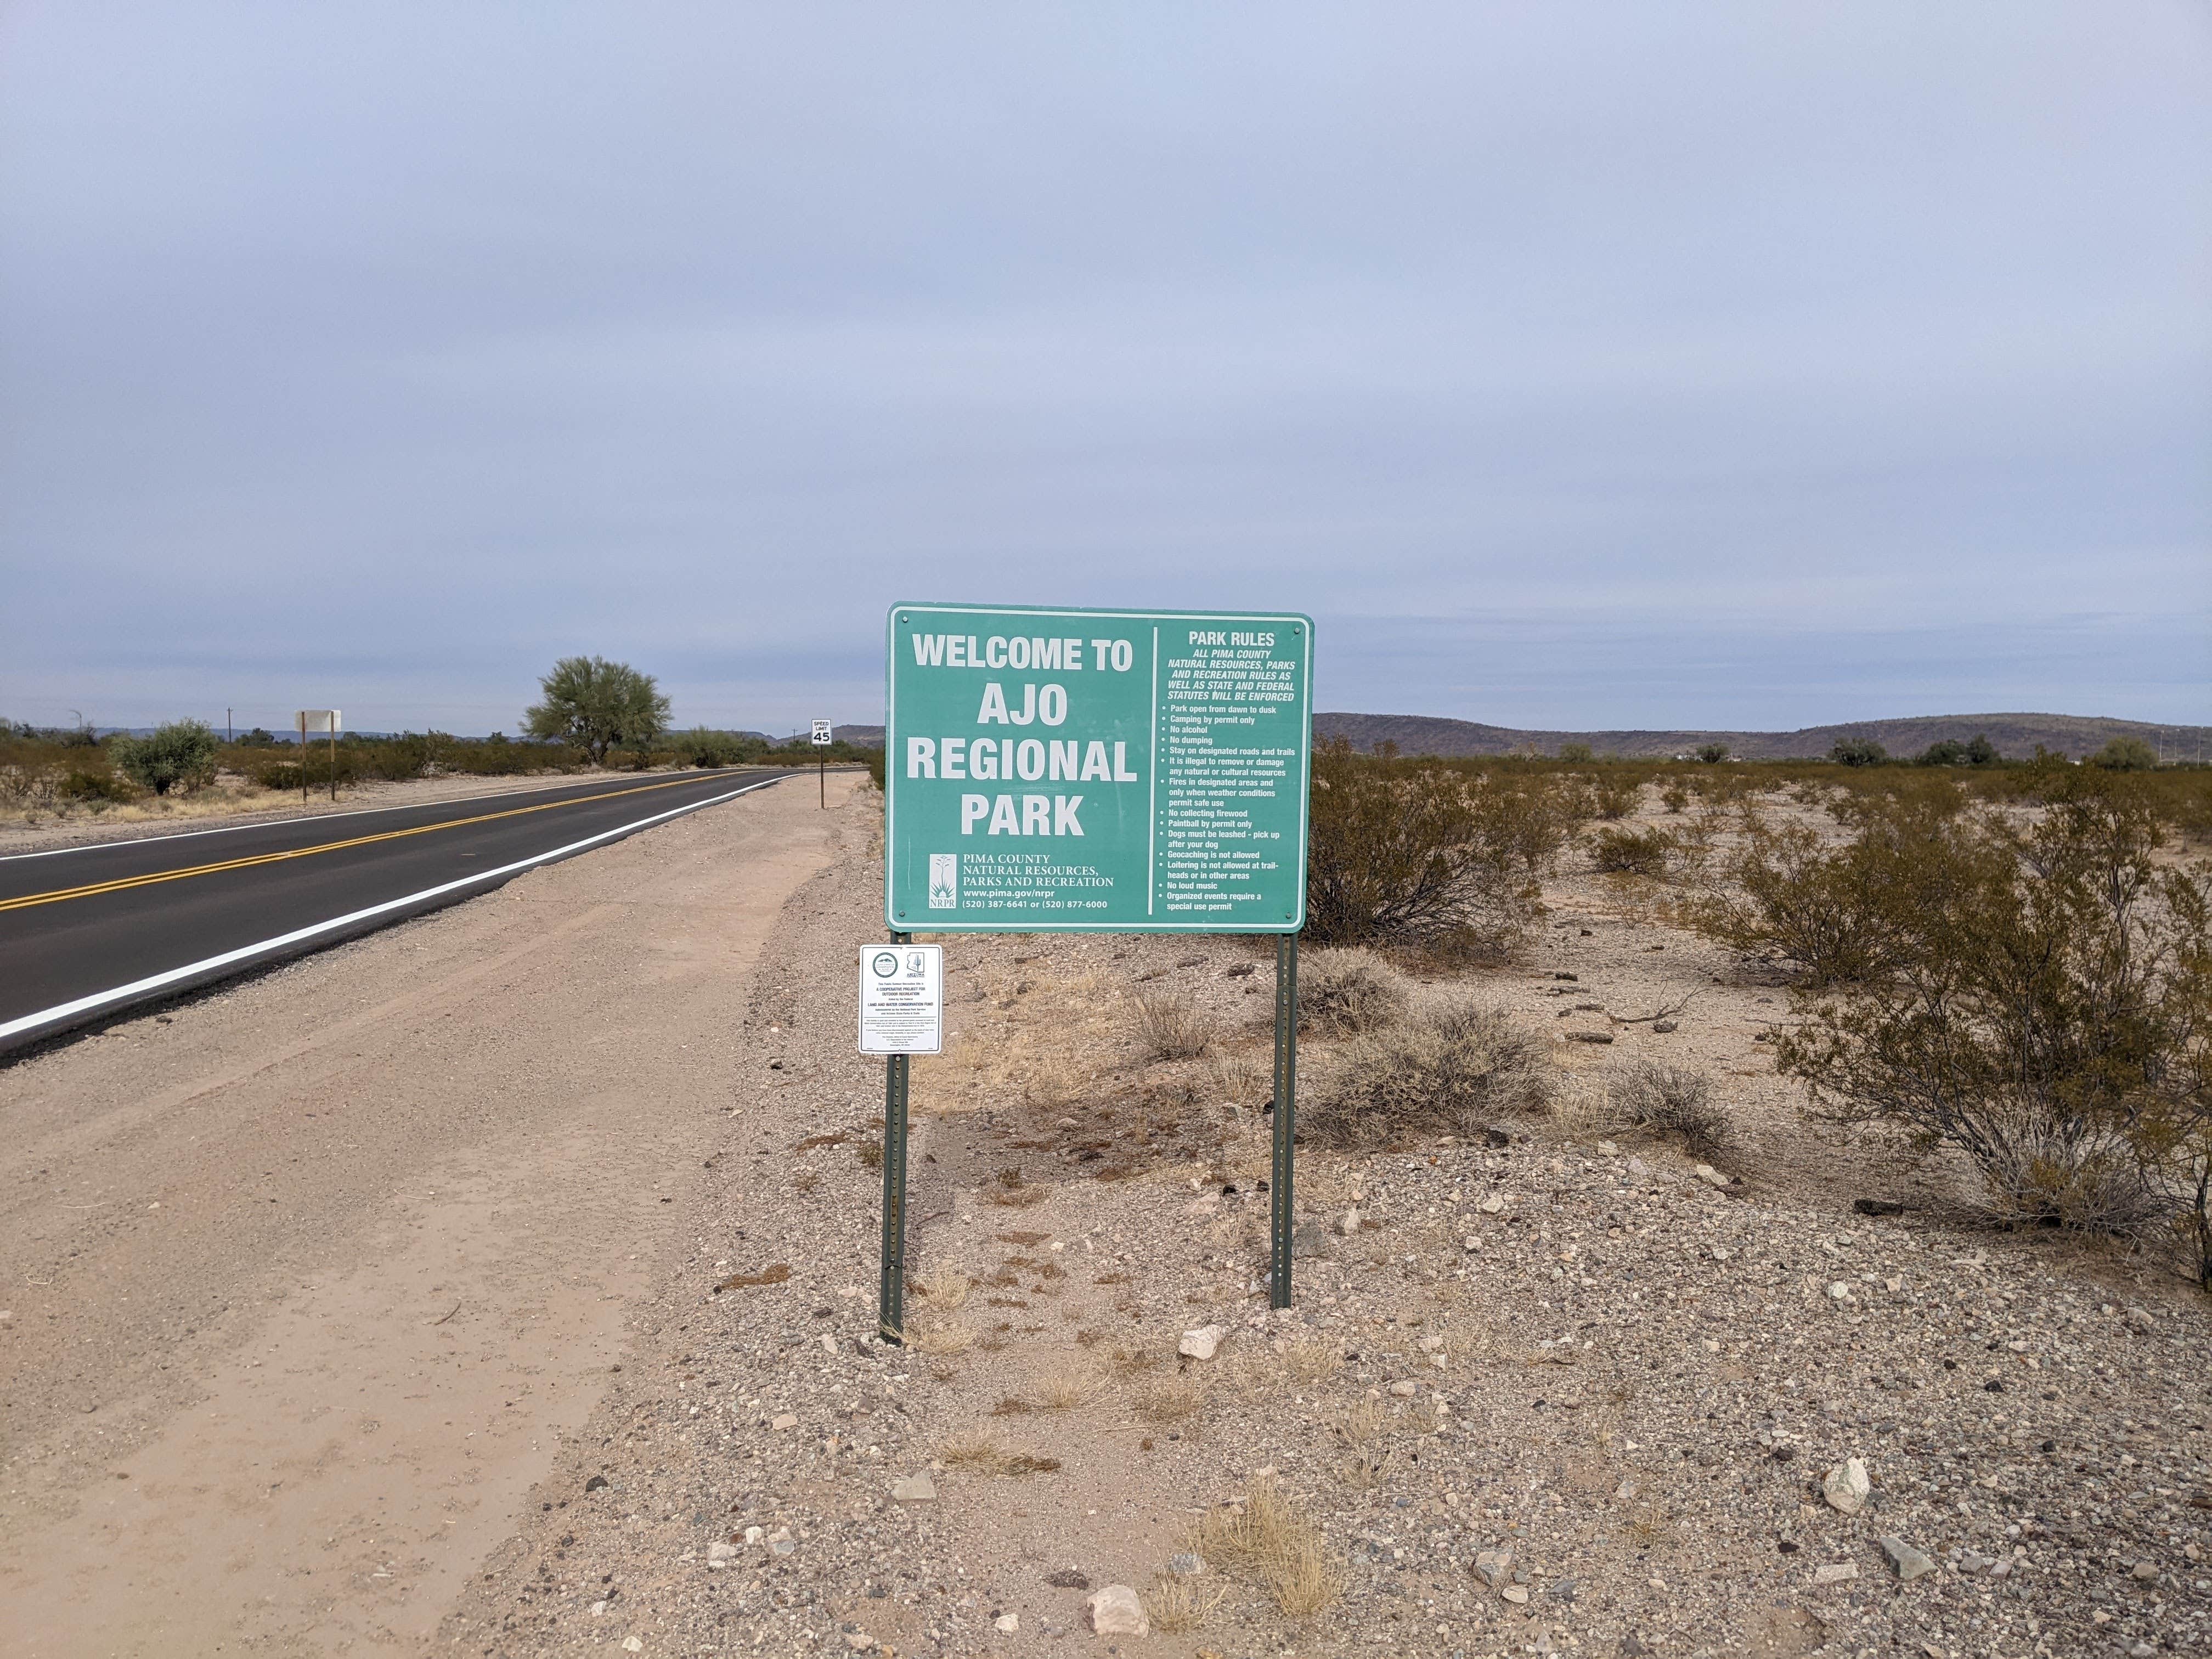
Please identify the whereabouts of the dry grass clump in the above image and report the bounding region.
[1297,948,1410,1037]
[902,1319,976,1356]
[1301,998,1551,1149]
[1132,1374,1206,1423]
[1607,1060,1736,1155]
[938,1431,1062,1476]
[1280,1336,1342,1384]
[1107,1346,1160,1379]
[1205,1048,1271,1109]
[1192,1481,1343,1618]
[1035,1365,1090,1410]
[984,1166,1048,1208]
[1143,1572,1227,1632]
[1130,988,1213,1060]
[910,1264,972,1310]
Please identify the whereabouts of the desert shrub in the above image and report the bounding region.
[2093,736,2158,772]
[60,768,134,803]
[1689,796,1985,986]
[109,720,219,796]
[1918,733,1999,768]
[1659,778,1690,814]
[1830,738,1889,768]
[1296,948,1410,1037]
[1306,739,1576,959]
[1607,1060,1734,1154]
[523,654,670,764]
[1588,773,1641,820]
[1589,825,1673,878]
[1130,989,1211,1060]
[1695,742,1730,764]
[1300,998,1550,1148]
[1556,742,1594,764]
[1773,770,2212,1274]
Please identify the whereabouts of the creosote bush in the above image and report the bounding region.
[1758,767,2212,1280]
[1589,825,1673,878]
[1301,998,1550,1149]
[1607,1060,1734,1155]
[1296,948,1410,1037]
[1305,739,1578,961]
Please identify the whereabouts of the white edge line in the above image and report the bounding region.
[0,777,782,1043]
[0,768,767,863]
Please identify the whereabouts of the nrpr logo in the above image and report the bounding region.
[927,854,958,909]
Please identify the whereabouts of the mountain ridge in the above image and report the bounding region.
[1310,711,2210,761]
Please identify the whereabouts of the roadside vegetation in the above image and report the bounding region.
[1,654,875,828]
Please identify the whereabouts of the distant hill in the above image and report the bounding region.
[1312,712,2212,763]
[834,724,886,747]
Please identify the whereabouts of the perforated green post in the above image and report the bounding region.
[878,930,912,1343]
[1270,931,1299,1308]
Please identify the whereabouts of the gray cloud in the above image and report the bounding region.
[4,2,2206,735]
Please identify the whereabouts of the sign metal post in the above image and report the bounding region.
[869,604,1312,1339]
[858,939,941,1342]
[811,719,833,807]
[295,709,340,803]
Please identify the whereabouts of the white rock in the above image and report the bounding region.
[992,1613,1019,1633]
[1087,1584,1149,1636]
[1813,1562,1858,1585]
[891,1474,938,1502]
[1822,1456,1871,1515]
[771,1413,799,1431]
[1693,1163,1730,1189]
[1417,1334,1444,1352]
[1827,1281,1854,1302]
[1479,1195,1505,1215]
[820,1334,838,1354]
[1389,1379,1418,1397]
[844,1635,877,1652]
[1338,1207,1362,1236]
[1502,1584,1530,1604]
[707,1541,738,1566]
[743,1526,764,1545]
[622,1640,644,1654]
[1179,1324,1227,1361]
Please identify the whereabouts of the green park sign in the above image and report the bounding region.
[883,604,1313,932]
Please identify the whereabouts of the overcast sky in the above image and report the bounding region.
[3,4,2207,737]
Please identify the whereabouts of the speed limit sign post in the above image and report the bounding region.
[810,719,833,806]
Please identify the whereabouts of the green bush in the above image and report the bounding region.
[110,720,219,796]
[1695,742,1730,764]
[2093,736,2158,772]
[1829,738,1889,768]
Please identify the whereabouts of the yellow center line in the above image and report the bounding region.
[0,773,754,915]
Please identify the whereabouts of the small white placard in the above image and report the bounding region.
[811,720,834,746]
[296,709,341,734]
[859,944,943,1055]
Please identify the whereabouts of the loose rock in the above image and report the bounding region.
[1878,1536,1935,1581]
[1821,1456,1870,1516]
[1086,1584,1149,1636]
[1178,1324,1226,1361]
[890,1474,936,1503]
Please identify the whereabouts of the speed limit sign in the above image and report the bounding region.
[810,720,833,746]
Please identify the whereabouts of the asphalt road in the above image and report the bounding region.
[0,767,803,1053]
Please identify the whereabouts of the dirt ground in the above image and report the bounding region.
[0,771,859,1655]
[5,780,2207,1659]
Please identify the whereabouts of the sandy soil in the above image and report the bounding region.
[0,772,858,1655]
[425,786,2208,1659]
